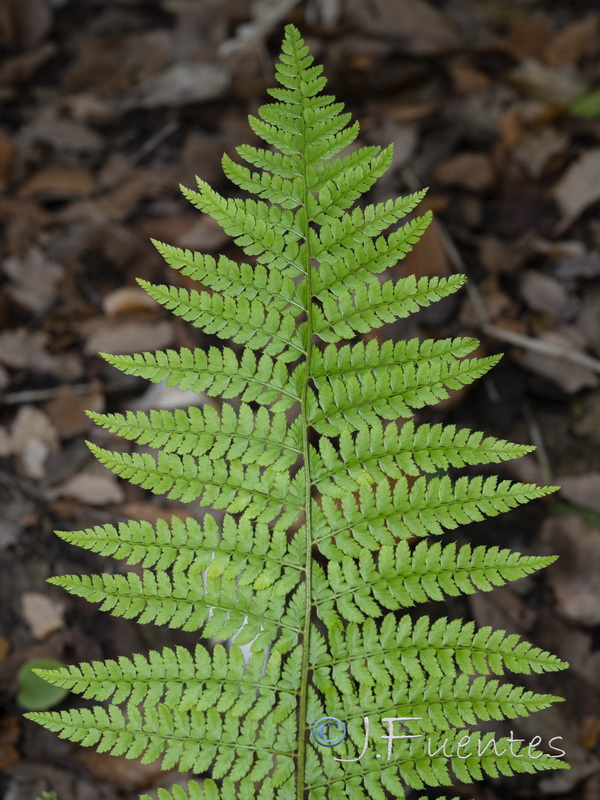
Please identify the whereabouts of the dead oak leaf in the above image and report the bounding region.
[540,514,600,626]
[19,165,94,199]
[559,473,600,515]
[553,148,600,227]
[20,592,65,639]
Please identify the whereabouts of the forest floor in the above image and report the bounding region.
[1,1,600,798]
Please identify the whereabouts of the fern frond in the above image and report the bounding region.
[87,443,303,526]
[182,184,305,277]
[139,280,306,360]
[33,644,298,714]
[311,196,429,263]
[308,726,564,799]
[102,347,302,411]
[150,242,301,312]
[314,542,556,624]
[313,275,465,342]
[221,153,304,209]
[312,614,566,699]
[141,779,217,800]
[27,704,296,779]
[55,514,303,586]
[29,23,566,800]
[308,355,501,436]
[315,476,557,557]
[326,673,560,731]
[89,405,301,468]
[314,212,432,295]
[322,421,534,481]
[311,337,480,381]
[50,569,303,647]
[311,146,394,224]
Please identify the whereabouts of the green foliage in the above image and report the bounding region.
[16,658,69,711]
[27,24,567,800]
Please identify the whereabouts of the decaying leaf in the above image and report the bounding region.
[20,593,65,640]
[553,148,600,226]
[541,515,600,626]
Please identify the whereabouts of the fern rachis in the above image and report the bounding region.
[28,25,568,800]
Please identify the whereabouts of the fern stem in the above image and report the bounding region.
[296,89,315,800]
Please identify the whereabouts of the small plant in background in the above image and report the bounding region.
[16,659,69,712]
[26,24,567,800]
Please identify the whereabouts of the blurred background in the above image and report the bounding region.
[1,0,600,798]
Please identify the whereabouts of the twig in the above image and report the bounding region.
[400,166,600,376]
[478,323,600,373]
[522,401,553,484]
[0,380,134,406]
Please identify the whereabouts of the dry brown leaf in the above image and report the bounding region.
[0,636,10,662]
[180,132,229,186]
[20,107,103,154]
[535,612,600,687]
[175,215,230,251]
[573,391,600,445]
[515,327,599,394]
[10,406,60,480]
[45,384,104,439]
[19,165,94,199]
[62,31,172,95]
[346,0,460,55]
[84,320,174,356]
[73,750,166,792]
[554,251,600,280]
[434,152,495,192]
[541,514,600,625]
[580,716,600,751]
[459,275,515,327]
[131,381,216,412]
[544,15,600,66]
[20,592,65,639]
[506,15,553,61]
[0,717,19,772]
[447,61,490,93]
[0,479,37,549]
[89,168,168,223]
[53,470,125,506]
[553,148,600,226]
[519,270,572,320]
[0,130,16,185]
[3,246,64,313]
[401,215,450,280]
[0,329,82,378]
[102,287,159,317]
[470,586,537,635]
[559,473,600,515]
[503,453,543,485]
[512,126,568,179]
[576,289,600,356]
[509,59,587,105]
[0,0,52,50]
[124,62,230,109]
[479,235,527,274]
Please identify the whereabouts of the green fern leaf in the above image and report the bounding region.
[28,24,567,800]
